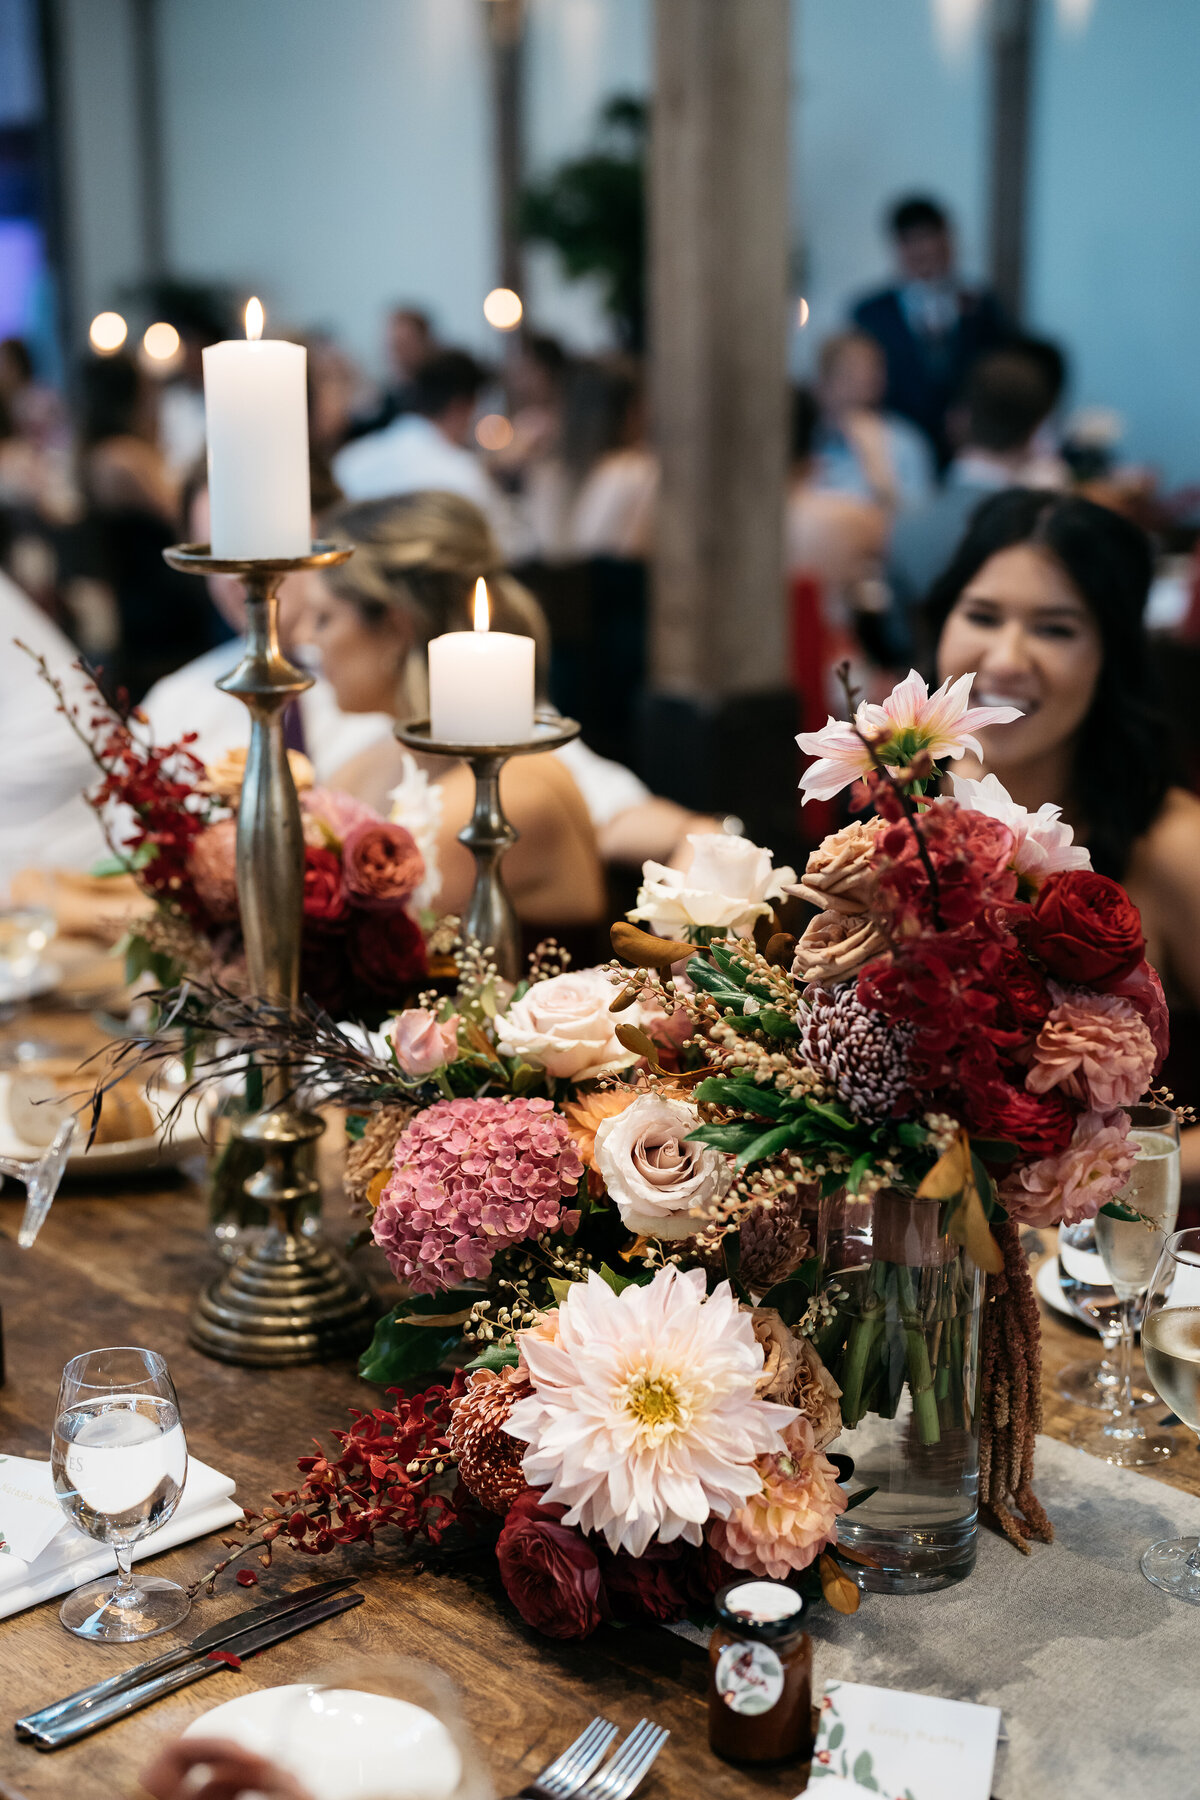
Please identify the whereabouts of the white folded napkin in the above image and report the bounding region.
[0,1453,242,1620]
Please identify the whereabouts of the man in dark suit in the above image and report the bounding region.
[851,195,1009,469]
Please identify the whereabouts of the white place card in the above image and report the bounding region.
[808,1680,1001,1800]
[0,1455,66,1565]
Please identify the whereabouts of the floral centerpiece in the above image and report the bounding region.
[100,670,1171,1630]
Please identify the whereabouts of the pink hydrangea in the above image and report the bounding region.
[1025,985,1156,1112]
[372,1096,585,1294]
[707,1415,846,1579]
[999,1107,1136,1228]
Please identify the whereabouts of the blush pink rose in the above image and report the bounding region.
[342,819,425,910]
[1000,1108,1136,1228]
[390,1008,460,1078]
[1025,985,1157,1112]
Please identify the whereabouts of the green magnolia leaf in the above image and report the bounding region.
[735,1121,802,1171]
[357,1310,462,1387]
[755,1007,800,1039]
[691,1077,790,1119]
[804,1098,857,1133]
[847,1151,873,1194]
[465,1342,520,1372]
[686,1121,766,1153]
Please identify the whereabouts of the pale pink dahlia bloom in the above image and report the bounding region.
[999,1107,1135,1229]
[372,1096,584,1294]
[949,772,1092,887]
[1026,985,1156,1112]
[798,669,1020,802]
[504,1267,796,1557]
[707,1415,847,1578]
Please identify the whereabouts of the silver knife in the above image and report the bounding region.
[16,1578,355,1739]
[31,1589,364,1751]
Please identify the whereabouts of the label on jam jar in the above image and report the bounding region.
[715,1640,786,1715]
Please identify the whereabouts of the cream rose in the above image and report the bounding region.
[495,967,637,1082]
[592,1093,733,1238]
[631,833,796,937]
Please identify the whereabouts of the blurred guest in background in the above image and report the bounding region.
[332,349,516,552]
[78,352,178,526]
[343,303,436,442]
[889,348,1059,623]
[562,356,656,559]
[851,194,1008,467]
[811,330,934,513]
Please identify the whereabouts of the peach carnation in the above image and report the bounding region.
[1026,986,1156,1112]
[1000,1107,1136,1228]
[707,1415,846,1579]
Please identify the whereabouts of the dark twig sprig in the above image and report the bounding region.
[835,660,945,931]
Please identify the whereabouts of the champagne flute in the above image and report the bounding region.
[1070,1102,1181,1466]
[51,1346,191,1641]
[1140,1228,1200,1602]
[1056,1218,1155,1410]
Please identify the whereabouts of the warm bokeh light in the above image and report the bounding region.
[796,297,810,329]
[473,577,490,632]
[475,412,515,451]
[142,321,181,361]
[483,287,523,331]
[245,296,265,341]
[89,311,127,353]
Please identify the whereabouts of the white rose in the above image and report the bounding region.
[630,832,796,936]
[495,967,637,1081]
[592,1093,733,1238]
[949,772,1091,886]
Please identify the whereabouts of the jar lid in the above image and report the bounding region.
[714,1579,806,1642]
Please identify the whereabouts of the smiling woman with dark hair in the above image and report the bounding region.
[928,489,1200,1176]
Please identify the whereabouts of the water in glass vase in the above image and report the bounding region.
[52,1395,186,1543]
[1094,1129,1181,1300]
[1142,1306,1200,1430]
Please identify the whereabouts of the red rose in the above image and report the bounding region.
[602,1543,688,1625]
[342,820,425,911]
[1104,959,1169,1072]
[303,845,348,926]
[984,947,1052,1050]
[964,1080,1074,1158]
[347,909,428,1005]
[1024,871,1144,986]
[496,1491,608,1640]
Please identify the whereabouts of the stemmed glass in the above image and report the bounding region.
[1140,1228,1200,1602]
[1057,1218,1155,1410]
[0,1116,76,1246]
[1070,1102,1181,1466]
[51,1346,191,1641]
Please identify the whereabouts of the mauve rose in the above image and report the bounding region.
[347,909,428,1005]
[496,1491,608,1640]
[592,1092,732,1238]
[302,846,347,926]
[1024,871,1144,986]
[390,1007,460,1078]
[342,820,424,911]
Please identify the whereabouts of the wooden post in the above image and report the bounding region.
[483,0,525,296]
[650,0,791,698]
[988,0,1035,321]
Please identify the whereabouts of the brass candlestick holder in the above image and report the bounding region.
[163,541,374,1367]
[395,713,581,984]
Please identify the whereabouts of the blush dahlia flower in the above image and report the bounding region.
[505,1267,796,1557]
[1026,986,1156,1112]
[372,1096,584,1294]
[999,1107,1136,1228]
[707,1415,846,1579]
[798,669,1020,802]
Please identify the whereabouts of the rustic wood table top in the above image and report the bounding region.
[0,999,1196,1797]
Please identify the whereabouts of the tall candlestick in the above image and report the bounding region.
[202,298,311,560]
[428,578,535,744]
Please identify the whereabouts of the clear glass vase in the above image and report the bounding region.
[819,1187,985,1593]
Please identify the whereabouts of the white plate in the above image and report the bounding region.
[183,1684,463,1800]
[0,1073,210,1179]
[1035,1254,1097,1330]
[0,962,60,1005]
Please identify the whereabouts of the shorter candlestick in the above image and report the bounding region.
[395,713,581,985]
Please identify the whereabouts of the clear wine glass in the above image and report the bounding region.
[1140,1228,1200,1602]
[51,1346,191,1642]
[1070,1102,1181,1466]
[0,1116,76,1246]
[1056,1218,1155,1410]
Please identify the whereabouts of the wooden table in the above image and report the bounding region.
[0,1106,1196,1798]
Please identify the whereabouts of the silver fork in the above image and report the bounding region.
[503,1716,620,1800]
[575,1720,669,1800]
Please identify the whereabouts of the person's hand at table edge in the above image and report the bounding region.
[138,1735,315,1800]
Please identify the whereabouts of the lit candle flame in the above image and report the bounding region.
[245,297,264,341]
[473,577,490,633]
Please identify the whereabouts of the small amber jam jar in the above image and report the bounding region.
[707,1578,813,1765]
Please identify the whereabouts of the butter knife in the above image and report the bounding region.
[16,1578,355,1739]
[31,1588,364,1751]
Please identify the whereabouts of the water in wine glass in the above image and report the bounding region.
[1094,1128,1182,1299]
[1142,1307,1200,1431]
[1058,1221,1123,1334]
[52,1395,186,1543]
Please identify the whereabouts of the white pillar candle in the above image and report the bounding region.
[202,298,311,560]
[428,579,536,744]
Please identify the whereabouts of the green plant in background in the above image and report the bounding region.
[520,95,646,349]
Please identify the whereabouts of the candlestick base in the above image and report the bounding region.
[189,1106,375,1368]
[395,712,580,984]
